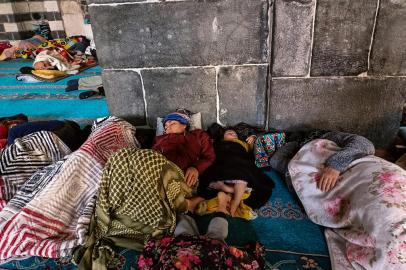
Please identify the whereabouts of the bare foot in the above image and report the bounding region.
[210,181,234,193]
[187,197,205,213]
[229,198,240,217]
[0,47,16,61]
[229,182,246,217]
[217,192,231,215]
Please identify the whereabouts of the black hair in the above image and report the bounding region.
[52,120,90,151]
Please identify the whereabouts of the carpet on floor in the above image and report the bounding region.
[0,170,331,270]
[0,59,108,126]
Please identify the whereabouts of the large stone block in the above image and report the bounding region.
[141,68,217,127]
[272,0,315,77]
[370,0,406,75]
[269,77,406,147]
[218,65,268,127]
[89,0,269,68]
[102,70,146,124]
[87,0,146,3]
[310,0,377,76]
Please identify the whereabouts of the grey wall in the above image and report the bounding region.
[88,0,406,147]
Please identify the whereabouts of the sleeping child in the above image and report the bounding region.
[198,124,274,217]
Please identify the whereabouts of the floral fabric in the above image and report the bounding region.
[254,133,285,168]
[289,139,406,270]
[137,234,264,270]
[15,37,84,59]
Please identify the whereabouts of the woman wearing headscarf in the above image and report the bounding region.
[152,111,215,187]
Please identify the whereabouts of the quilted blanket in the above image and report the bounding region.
[0,117,140,261]
[289,139,406,270]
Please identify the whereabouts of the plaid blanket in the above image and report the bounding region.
[0,117,140,261]
[75,149,192,269]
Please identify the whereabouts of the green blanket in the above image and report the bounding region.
[74,148,193,270]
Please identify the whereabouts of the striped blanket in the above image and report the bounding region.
[0,117,140,261]
[0,131,71,209]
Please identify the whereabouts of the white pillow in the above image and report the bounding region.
[156,112,202,136]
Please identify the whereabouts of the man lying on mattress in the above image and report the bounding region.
[264,130,406,270]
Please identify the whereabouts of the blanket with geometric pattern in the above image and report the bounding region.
[0,117,140,262]
[0,131,71,209]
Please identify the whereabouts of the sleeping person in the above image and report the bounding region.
[267,131,375,192]
[152,110,215,187]
[198,123,274,216]
[285,132,406,269]
[32,46,95,74]
[0,35,89,61]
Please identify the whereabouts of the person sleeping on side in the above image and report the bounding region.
[267,131,375,192]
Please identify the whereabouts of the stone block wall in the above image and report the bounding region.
[88,0,406,147]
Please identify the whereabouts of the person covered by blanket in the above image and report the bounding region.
[197,123,274,217]
[32,46,94,73]
[3,119,91,152]
[137,191,265,270]
[267,131,375,192]
[0,35,47,61]
[0,114,91,152]
[152,110,216,187]
[74,148,204,269]
[0,30,90,62]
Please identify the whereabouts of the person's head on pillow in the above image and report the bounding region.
[163,112,191,134]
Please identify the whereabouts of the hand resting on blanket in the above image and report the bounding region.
[318,166,340,192]
[289,138,406,269]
